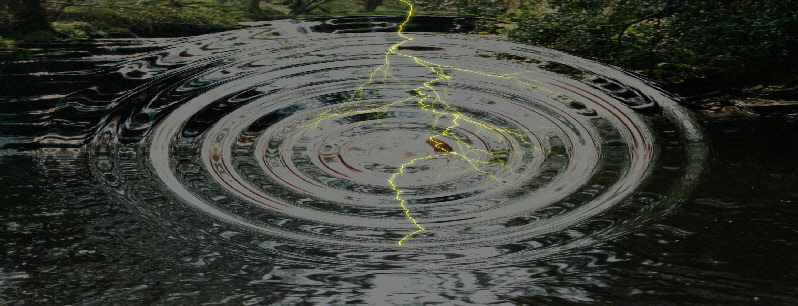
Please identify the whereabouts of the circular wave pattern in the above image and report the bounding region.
[89,31,705,269]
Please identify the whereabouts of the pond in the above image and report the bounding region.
[1,16,796,303]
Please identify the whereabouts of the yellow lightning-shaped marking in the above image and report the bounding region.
[303,0,555,245]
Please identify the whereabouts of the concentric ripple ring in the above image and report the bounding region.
[88,30,704,268]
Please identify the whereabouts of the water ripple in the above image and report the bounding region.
[31,23,705,272]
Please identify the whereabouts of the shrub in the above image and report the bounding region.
[509,0,798,95]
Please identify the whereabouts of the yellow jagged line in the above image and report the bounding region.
[302,0,555,245]
[389,153,447,245]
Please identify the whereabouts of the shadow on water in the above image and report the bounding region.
[0,16,796,303]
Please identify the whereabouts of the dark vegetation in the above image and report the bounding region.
[508,0,798,100]
[1,0,796,100]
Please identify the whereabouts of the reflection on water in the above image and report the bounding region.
[1,17,796,303]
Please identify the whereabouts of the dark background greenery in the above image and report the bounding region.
[2,0,796,99]
[508,0,798,98]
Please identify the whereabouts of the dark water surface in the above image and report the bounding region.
[1,17,796,303]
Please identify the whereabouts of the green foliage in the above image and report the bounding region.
[0,36,14,50]
[452,0,509,16]
[53,22,89,38]
[291,0,407,16]
[509,0,798,94]
[57,1,247,37]
[23,30,57,43]
[310,0,358,15]
[0,36,33,61]
[411,0,517,16]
